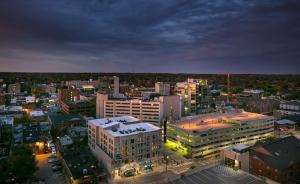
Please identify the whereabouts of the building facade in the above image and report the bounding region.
[249,136,300,183]
[8,83,21,95]
[175,78,212,116]
[155,82,170,96]
[166,110,274,158]
[88,116,162,177]
[96,93,181,125]
[274,101,300,118]
[57,86,80,103]
[98,76,119,96]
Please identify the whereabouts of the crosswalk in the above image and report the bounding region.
[212,165,240,177]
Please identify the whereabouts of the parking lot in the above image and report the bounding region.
[35,154,67,184]
[167,165,265,184]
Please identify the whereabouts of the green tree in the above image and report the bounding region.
[8,145,38,183]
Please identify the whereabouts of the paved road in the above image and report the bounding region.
[166,165,265,184]
[35,154,67,184]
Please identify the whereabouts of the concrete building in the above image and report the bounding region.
[8,83,21,95]
[274,119,296,138]
[98,76,119,96]
[96,93,181,125]
[249,136,300,183]
[175,78,212,116]
[155,82,170,96]
[166,110,274,158]
[275,101,300,118]
[221,144,249,172]
[88,116,162,177]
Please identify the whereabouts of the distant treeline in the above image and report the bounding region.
[0,73,299,97]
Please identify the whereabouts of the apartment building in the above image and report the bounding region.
[88,116,162,177]
[96,93,181,125]
[166,110,274,158]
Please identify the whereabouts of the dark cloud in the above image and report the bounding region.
[0,0,299,73]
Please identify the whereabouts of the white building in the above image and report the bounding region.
[275,101,300,118]
[25,96,36,103]
[96,93,181,125]
[29,110,44,117]
[155,82,170,96]
[88,116,162,177]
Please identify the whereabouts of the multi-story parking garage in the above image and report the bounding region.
[166,110,274,158]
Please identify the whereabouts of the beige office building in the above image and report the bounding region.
[88,116,162,177]
[96,93,181,125]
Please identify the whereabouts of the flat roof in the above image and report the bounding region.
[88,116,139,128]
[106,122,160,137]
[175,111,272,132]
[88,116,160,137]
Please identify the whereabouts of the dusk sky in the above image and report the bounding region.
[0,0,299,74]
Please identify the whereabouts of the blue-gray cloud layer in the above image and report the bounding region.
[0,0,299,73]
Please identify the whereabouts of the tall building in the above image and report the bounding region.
[88,116,162,177]
[155,82,170,96]
[175,78,212,116]
[8,83,21,95]
[96,93,181,124]
[98,76,119,96]
[57,86,80,103]
[166,110,274,158]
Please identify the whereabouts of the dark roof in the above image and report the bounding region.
[62,146,101,179]
[250,136,300,171]
[48,114,85,125]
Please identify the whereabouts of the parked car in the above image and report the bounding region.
[123,169,135,177]
[51,165,62,171]
[48,158,58,163]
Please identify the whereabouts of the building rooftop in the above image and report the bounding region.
[88,116,160,137]
[250,136,300,171]
[48,113,86,125]
[29,110,45,117]
[175,111,272,132]
[275,119,296,125]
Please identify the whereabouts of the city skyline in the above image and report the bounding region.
[0,0,300,74]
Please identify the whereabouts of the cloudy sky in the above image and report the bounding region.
[0,0,299,73]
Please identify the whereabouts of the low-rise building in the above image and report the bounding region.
[48,114,86,132]
[166,110,274,158]
[88,116,162,177]
[274,101,300,118]
[274,119,296,138]
[249,136,300,183]
[221,144,250,172]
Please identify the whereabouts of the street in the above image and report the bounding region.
[35,154,67,184]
